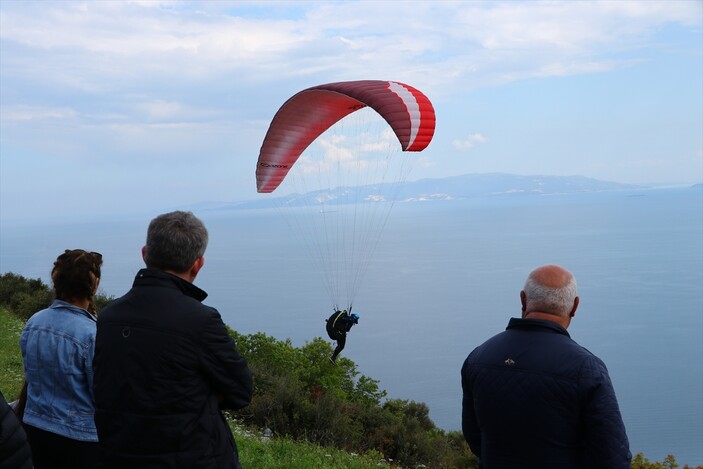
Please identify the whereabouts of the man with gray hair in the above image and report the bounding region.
[94,211,252,469]
[461,265,631,468]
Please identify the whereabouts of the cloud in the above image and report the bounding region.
[133,100,185,120]
[1,1,699,127]
[1,105,78,122]
[453,133,487,150]
[1,0,698,97]
[0,1,700,219]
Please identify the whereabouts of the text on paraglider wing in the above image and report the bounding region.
[260,163,289,168]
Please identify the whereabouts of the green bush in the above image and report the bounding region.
[0,273,52,320]
[0,272,113,320]
[230,329,479,468]
[93,291,113,312]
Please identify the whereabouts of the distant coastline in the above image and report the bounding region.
[184,173,699,213]
[1,174,700,225]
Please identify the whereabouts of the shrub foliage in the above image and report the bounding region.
[230,329,478,468]
[0,273,52,320]
[0,272,112,319]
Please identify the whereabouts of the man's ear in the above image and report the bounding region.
[189,257,205,280]
[570,296,579,318]
[141,246,148,263]
[520,291,527,318]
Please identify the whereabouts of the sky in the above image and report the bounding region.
[0,0,701,221]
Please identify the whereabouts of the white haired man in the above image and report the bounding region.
[461,265,631,468]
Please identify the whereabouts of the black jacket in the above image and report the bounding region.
[0,391,32,469]
[94,269,253,469]
[461,318,631,469]
[326,311,355,340]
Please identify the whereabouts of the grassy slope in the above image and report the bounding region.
[235,426,390,468]
[0,307,391,469]
[0,308,25,400]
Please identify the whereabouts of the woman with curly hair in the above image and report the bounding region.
[19,249,103,468]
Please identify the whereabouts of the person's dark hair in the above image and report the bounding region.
[144,211,208,273]
[52,249,102,308]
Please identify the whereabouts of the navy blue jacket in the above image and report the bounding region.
[461,318,631,469]
[0,391,32,469]
[94,269,252,469]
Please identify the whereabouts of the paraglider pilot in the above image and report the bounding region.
[326,310,359,364]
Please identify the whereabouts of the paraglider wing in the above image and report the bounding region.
[256,80,436,193]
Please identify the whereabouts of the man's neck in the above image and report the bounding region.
[164,269,194,283]
[523,311,570,329]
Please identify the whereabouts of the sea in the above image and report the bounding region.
[1,186,701,465]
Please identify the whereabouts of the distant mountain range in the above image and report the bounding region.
[393,173,642,200]
[194,173,653,212]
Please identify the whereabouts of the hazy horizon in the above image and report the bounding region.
[2,171,699,225]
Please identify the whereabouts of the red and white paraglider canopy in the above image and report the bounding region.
[256,80,436,193]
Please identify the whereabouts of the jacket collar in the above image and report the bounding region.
[50,299,97,322]
[133,268,208,302]
[506,317,570,338]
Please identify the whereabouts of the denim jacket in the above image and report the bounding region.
[20,300,98,441]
